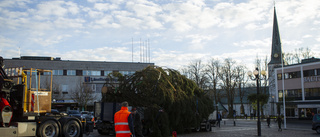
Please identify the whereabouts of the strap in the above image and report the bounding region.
[115,122,129,125]
[116,131,131,133]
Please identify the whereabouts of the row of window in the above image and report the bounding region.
[44,70,135,76]
[277,68,320,80]
[53,84,99,95]
[278,88,320,100]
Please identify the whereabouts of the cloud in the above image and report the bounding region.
[53,18,85,29]
[233,38,270,48]
[94,3,119,11]
[1,0,320,70]
[32,34,72,46]
[36,1,79,17]
[186,34,217,50]
[0,0,31,8]
[152,49,209,69]
[0,36,16,47]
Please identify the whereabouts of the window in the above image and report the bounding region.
[120,71,135,76]
[83,70,90,76]
[53,70,63,75]
[62,85,68,92]
[284,73,289,79]
[67,70,76,76]
[83,70,101,76]
[44,72,52,75]
[288,71,301,79]
[287,89,302,98]
[104,71,112,76]
[303,70,315,77]
[91,71,101,76]
[277,74,282,80]
[317,69,320,76]
[305,88,320,97]
[76,70,82,76]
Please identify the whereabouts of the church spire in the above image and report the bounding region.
[269,6,282,64]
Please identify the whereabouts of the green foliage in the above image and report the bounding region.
[247,93,269,108]
[103,66,214,136]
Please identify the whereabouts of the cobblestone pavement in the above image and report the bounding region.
[177,119,318,137]
[86,118,318,137]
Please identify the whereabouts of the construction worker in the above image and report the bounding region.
[114,101,135,137]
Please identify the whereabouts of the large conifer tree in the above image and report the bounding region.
[103,66,214,136]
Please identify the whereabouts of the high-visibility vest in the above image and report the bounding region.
[114,107,132,137]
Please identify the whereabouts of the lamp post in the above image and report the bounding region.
[247,67,266,136]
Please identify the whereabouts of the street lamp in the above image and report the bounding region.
[247,67,267,136]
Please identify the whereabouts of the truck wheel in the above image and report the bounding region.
[316,127,320,134]
[195,125,201,132]
[38,120,59,137]
[205,122,211,132]
[63,120,81,137]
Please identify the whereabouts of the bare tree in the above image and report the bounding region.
[70,78,97,110]
[234,65,248,115]
[52,81,63,100]
[185,59,208,89]
[205,58,222,107]
[218,58,238,117]
[285,47,315,64]
[301,47,313,59]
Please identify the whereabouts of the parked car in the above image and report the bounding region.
[312,114,320,134]
[68,110,82,120]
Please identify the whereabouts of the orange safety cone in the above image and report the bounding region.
[172,131,177,137]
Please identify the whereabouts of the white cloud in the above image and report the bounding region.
[303,35,313,38]
[32,34,72,46]
[1,0,320,70]
[277,0,320,26]
[0,0,32,8]
[0,36,16,47]
[186,34,217,50]
[62,47,132,62]
[152,49,209,69]
[53,18,85,29]
[233,38,270,48]
[94,3,118,11]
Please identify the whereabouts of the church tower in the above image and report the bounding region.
[268,7,283,115]
[269,7,283,65]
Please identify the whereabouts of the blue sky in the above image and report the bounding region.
[1,0,319,70]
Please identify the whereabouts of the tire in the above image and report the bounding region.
[205,122,211,132]
[38,120,59,137]
[195,125,201,132]
[316,127,320,134]
[63,120,81,137]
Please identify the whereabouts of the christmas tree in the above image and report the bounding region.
[103,66,214,136]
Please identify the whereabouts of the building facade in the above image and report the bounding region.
[4,56,153,111]
[272,58,320,119]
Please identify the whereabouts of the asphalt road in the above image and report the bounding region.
[84,118,318,137]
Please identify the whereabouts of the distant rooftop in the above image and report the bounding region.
[301,57,320,64]
[13,56,61,61]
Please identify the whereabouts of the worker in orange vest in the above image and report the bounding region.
[114,101,135,137]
